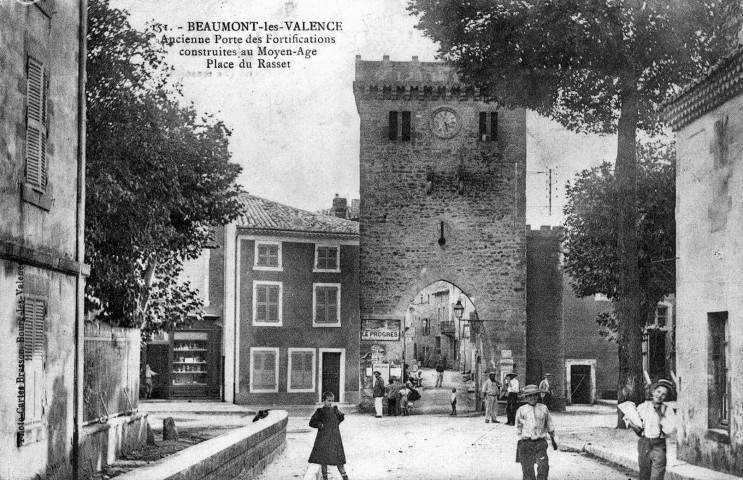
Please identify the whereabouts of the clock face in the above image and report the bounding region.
[430,107,461,139]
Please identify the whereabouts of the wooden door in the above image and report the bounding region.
[570,365,591,404]
[321,352,341,400]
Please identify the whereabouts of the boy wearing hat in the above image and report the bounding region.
[482,371,501,423]
[515,384,557,480]
[625,379,677,480]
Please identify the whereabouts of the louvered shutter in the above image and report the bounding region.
[23,298,45,424]
[26,58,47,190]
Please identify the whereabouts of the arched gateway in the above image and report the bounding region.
[354,56,527,410]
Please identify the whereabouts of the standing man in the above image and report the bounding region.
[482,371,501,423]
[372,371,385,418]
[385,378,402,416]
[506,373,520,426]
[435,360,445,388]
[625,379,677,480]
[516,384,557,480]
[539,373,552,408]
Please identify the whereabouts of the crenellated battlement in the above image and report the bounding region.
[354,55,486,101]
[526,225,564,237]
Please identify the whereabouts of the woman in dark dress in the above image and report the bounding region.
[309,392,349,480]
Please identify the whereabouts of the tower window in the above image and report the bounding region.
[388,111,398,140]
[479,111,498,142]
[402,111,411,141]
[388,111,412,142]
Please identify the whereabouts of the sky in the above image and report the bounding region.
[113,0,617,228]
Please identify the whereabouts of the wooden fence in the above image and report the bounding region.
[83,323,140,424]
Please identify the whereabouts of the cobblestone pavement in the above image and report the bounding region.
[257,369,637,480]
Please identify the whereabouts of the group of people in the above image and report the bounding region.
[371,371,421,417]
[483,370,547,425]
[309,368,677,480]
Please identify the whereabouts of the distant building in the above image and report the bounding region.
[0,1,88,478]
[404,281,475,372]
[664,47,743,476]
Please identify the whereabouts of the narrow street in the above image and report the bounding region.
[256,369,637,479]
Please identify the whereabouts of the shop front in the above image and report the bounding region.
[142,318,222,399]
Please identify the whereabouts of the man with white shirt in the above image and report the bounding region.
[505,373,520,425]
[481,371,501,423]
[515,384,557,480]
[625,379,677,480]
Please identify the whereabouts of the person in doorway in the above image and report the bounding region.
[372,371,385,418]
[309,391,349,480]
[482,371,501,423]
[506,373,520,426]
[450,388,458,416]
[144,364,158,399]
[625,379,677,480]
[385,378,402,416]
[515,384,557,480]
[539,373,553,408]
[435,360,445,387]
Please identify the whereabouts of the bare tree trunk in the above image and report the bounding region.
[614,82,645,427]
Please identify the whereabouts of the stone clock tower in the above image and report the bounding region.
[354,56,527,409]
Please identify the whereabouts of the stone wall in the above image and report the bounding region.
[80,413,149,475]
[525,226,566,410]
[114,410,288,480]
[674,90,743,475]
[355,56,527,408]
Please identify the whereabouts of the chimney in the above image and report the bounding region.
[331,193,348,219]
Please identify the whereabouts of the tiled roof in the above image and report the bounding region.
[235,194,359,237]
[663,47,743,130]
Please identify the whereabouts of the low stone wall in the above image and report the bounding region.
[115,410,288,480]
[81,413,149,474]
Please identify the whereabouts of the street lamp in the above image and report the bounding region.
[453,300,464,320]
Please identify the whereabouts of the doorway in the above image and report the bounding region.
[646,329,667,380]
[319,349,345,402]
[565,359,596,405]
[570,365,591,404]
[144,343,169,399]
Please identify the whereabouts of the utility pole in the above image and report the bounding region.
[527,167,555,216]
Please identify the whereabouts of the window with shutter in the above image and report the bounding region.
[288,348,315,392]
[313,284,340,327]
[26,57,47,191]
[708,312,730,431]
[253,281,282,325]
[23,297,45,426]
[250,348,279,392]
[254,242,282,270]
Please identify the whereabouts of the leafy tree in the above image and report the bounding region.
[563,141,676,342]
[408,0,737,407]
[86,0,243,334]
